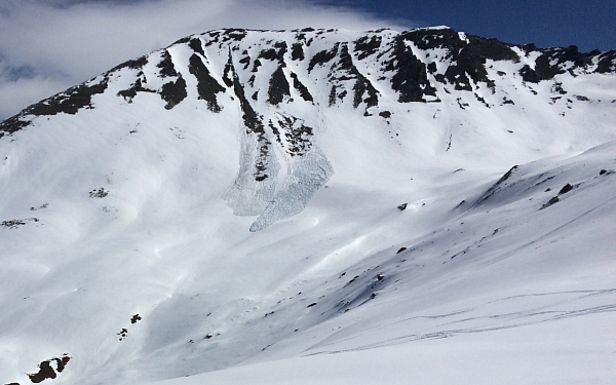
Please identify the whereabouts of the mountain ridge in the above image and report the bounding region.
[2,26,615,232]
[1,26,616,385]
[2,26,615,138]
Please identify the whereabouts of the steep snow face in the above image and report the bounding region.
[0,28,616,385]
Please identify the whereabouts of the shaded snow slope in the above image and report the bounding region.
[0,27,615,385]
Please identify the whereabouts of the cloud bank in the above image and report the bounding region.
[0,0,407,119]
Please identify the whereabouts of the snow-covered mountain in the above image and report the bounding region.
[1,27,616,385]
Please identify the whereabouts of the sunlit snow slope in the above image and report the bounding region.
[1,27,616,385]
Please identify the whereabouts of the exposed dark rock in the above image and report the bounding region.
[230,65,263,134]
[328,85,338,107]
[291,42,304,60]
[238,55,251,70]
[223,28,247,42]
[89,188,109,198]
[1,219,26,229]
[320,43,379,110]
[541,196,560,209]
[558,183,573,195]
[259,48,279,61]
[228,55,271,181]
[346,275,360,286]
[27,355,70,384]
[169,36,191,46]
[159,76,187,109]
[54,356,70,373]
[117,327,128,340]
[308,44,339,72]
[385,33,437,102]
[1,78,108,137]
[502,98,515,105]
[520,65,541,83]
[446,41,510,90]
[337,271,388,312]
[130,314,142,324]
[289,72,313,102]
[337,44,379,108]
[474,93,490,107]
[153,54,189,106]
[534,53,569,80]
[396,247,407,254]
[203,31,221,47]
[352,74,379,108]
[404,27,462,51]
[595,51,616,73]
[188,38,205,56]
[188,54,225,112]
[379,111,392,119]
[268,66,291,105]
[268,114,313,156]
[117,73,157,103]
[108,56,148,73]
[259,42,287,64]
[157,50,179,78]
[30,203,49,211]
[200,29,247,49]
[354,34,382,60]
[1,217,38,229]
[465,35,519,61]
[521,45,596,82]
[397,203,408,211]
[398,28,516,93]
[251,58,262,73]
[456,97,469,109]
[552,82,567,95]
[0,117,29,138]
[222,54,235,88]
[4,28,615,142]
[116,82,143,101]
[28,361,57,383]
[443,54,480,91]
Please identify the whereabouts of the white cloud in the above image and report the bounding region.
[0,0,408,119]
[0,75,69,119]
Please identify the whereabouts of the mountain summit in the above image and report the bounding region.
[1,27,616,385]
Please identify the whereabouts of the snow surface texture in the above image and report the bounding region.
[1,27,616,385]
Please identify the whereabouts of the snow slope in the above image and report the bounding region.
[0,27,615,385]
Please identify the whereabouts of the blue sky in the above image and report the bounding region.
[331,0,616,51]
[0,0,614,120]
